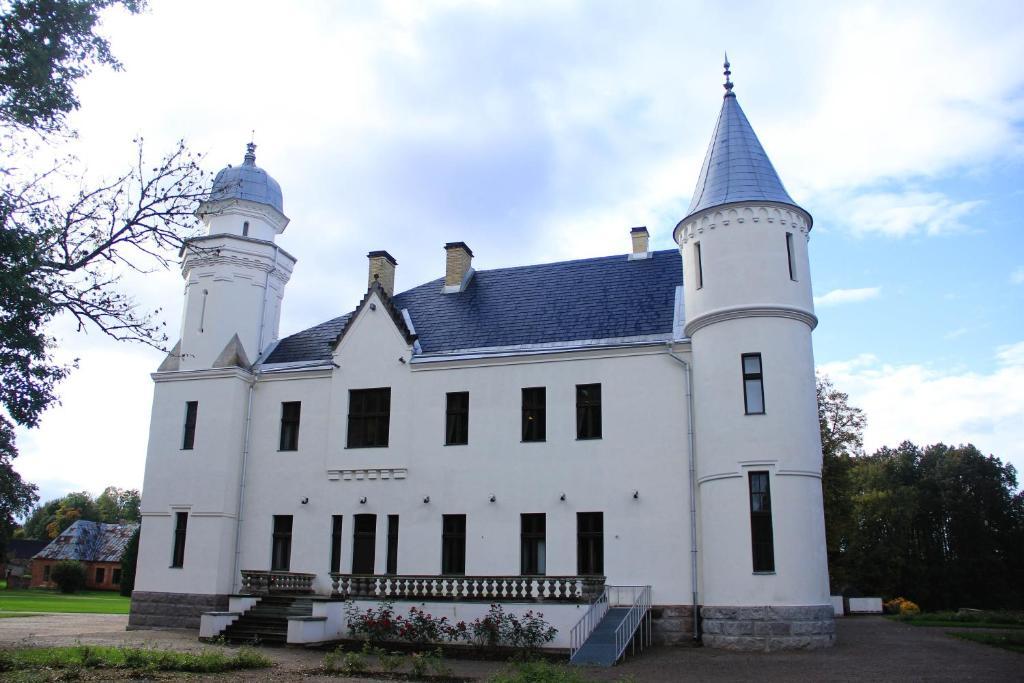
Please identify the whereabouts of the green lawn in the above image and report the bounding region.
[889,610,1024,630]
[949,631,1024,654]
[0,588,130,615]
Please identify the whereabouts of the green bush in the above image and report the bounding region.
[119,527,140,597]
[51,561,87,594]
[488,660,588,683]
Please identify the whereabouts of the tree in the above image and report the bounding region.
[23,490,99,539]
[96,486,140,523]
[0,416,37,556]
[119,525,138,596]
[51,558,86,593]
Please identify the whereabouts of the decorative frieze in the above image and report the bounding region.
[326,468,408,482]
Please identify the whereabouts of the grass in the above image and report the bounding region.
[890,610,1024,630]
[948,631,1024,654]
[0,588,130,615]
[0,644,272,673]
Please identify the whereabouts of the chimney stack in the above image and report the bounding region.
[443,242,474,292]
[367,250,397,297]
[630,227,650,256]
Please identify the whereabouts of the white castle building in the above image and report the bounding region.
[130,65,835,657]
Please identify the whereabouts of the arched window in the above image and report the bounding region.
[242,221,250,236]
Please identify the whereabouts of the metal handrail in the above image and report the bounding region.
[569,586,609,659]
[613,585,652,663]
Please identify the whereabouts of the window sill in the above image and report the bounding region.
[277,449,299,453]
[345,445,390,449]
[744,412,766,416]
[576,436,602,441]
[752,571,776,575]
[443,443,468,447]
[520,440,547,444]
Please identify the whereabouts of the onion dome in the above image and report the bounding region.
[209,143,284,215]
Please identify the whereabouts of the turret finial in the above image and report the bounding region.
[244,141,256,165]
[723,52,734,97]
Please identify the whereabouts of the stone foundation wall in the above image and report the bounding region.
[128,591,229,630]
[650,604,698,645]
[701,605,835,651]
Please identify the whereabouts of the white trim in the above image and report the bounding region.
[672,286,686,341]
[684,304,817,337]
[327,468,409,481]
[151,367,252,383]
[441,267,475,294]
[401,308,423,355]
[697,472,743,485]
[627,251,651,260]
[776,468,822,479]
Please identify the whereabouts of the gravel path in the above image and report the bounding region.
[0,613,1019,681]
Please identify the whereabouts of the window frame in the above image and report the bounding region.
[441,514,466,575]
[694,241,704,290]
[351,514,377,574]
[445,391,469,446]
[785,232,797,281]
[520,513,547,576]
[749,471,776,573]
[521,387,546,442]
[182,401,198,450]
[171,511,188,568]
[577,512,604,576]
[271,515,293,572]
[741,353,765,415]
[575,383,602,440]
[347,388,391,448]
[279,401,301,451]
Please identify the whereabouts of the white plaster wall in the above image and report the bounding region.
[235,291,697,604]
[136,371,251,596]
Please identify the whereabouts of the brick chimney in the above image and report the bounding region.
[630,227,650,256]
[367,250,397,296]
[443,242,474,293]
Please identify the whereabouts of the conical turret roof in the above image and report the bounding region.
[683,81,804,223]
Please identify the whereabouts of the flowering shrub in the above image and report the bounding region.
[346,601,473,644]
[884,597,921,615]
[346,600,401,641]
[468,604,557,650]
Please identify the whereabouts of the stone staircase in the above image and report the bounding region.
[221,596,312,645]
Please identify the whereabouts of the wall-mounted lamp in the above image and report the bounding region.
[398,357,406,364]
[632,490,639,500]
[489,494,496,503]
[369,303,377,311]
[423,496,430,504]
[559,493,566,502]
[359,497,367,504]
[301,497,309,505]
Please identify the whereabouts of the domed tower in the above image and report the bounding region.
[674,60,834,649]
[176,143,296,370]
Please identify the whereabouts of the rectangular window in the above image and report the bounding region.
[577,512,604,575]
[785,232,797,281]
[694,242,703,289]
[576,384,602,440]
[441,514,466,575]
[742,353,765,415]
[44,565,51,582]
[352,514,377,574]
[749,472,775,572]
[347,388,391,448]
[171,511,188,568]
[520,513,546,575]
[445,391,469,445]
[95,567,105,584]
[271,515,293,571]
[386,515,399,575]
[279,401,301,451]
[521,387,546,442]
[330,515,343,573]
[112,568,122,585]
[182,401,198,450]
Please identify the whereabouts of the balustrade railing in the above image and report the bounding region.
[329,573,604,603]
[239,570,316,595]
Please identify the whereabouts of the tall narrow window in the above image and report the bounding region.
[171,511,188,568]
[386,515,399,574]
[694,242,704,289]
[576,384,602,440]
[521,388,546,442]
[520,513,546,575]
[742,354,765,414]
[348,388,391,448]
[441,514,466,575]
[182,401,198,450]
[330,515,343,573]
[279,401,301,451]
[352,514,376,574]
[95,567,105,584]
[242,221,250,236]
[271,515,293,571]
[749,472,775,572]
[445,391,469,445]
[785,232,796,281]
[577,512,604,575]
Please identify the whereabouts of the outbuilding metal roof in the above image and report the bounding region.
[34,520,138,564]
[264,248,683,364]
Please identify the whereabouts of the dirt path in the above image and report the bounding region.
[0,614,1019,681]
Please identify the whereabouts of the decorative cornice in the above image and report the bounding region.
[151,366,252,383]
[674,200,812,246]
[684,304,817,337]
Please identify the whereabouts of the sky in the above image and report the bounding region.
[10,0,1024,507]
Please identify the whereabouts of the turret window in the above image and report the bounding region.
[749,472,775,572]
[785,232,796,281]
[242,221,250,236]
[171,511,188,568]
[742,354,765,415]
[182,401,198,450]
[694,242,704,289]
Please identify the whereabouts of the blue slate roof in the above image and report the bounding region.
[264,249,683,364]
[684,93,802,222]
[209,143,284,215]
[34,520,138,563]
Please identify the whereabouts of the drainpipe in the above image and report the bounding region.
[231,244,280,593]
[667,344,700,642]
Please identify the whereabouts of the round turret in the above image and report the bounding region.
[197,143,290,241]
[210,143,284,214]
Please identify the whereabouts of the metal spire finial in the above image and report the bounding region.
[244,139,256,165]
[723,52,734,97]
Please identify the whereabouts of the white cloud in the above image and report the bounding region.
[839,191,984,238]
[818,344,1024,473]
[1011,267,1024,285]
[814,287,881,307]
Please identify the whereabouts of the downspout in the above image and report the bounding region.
[667,344,700,642]
[231,244,280,593]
